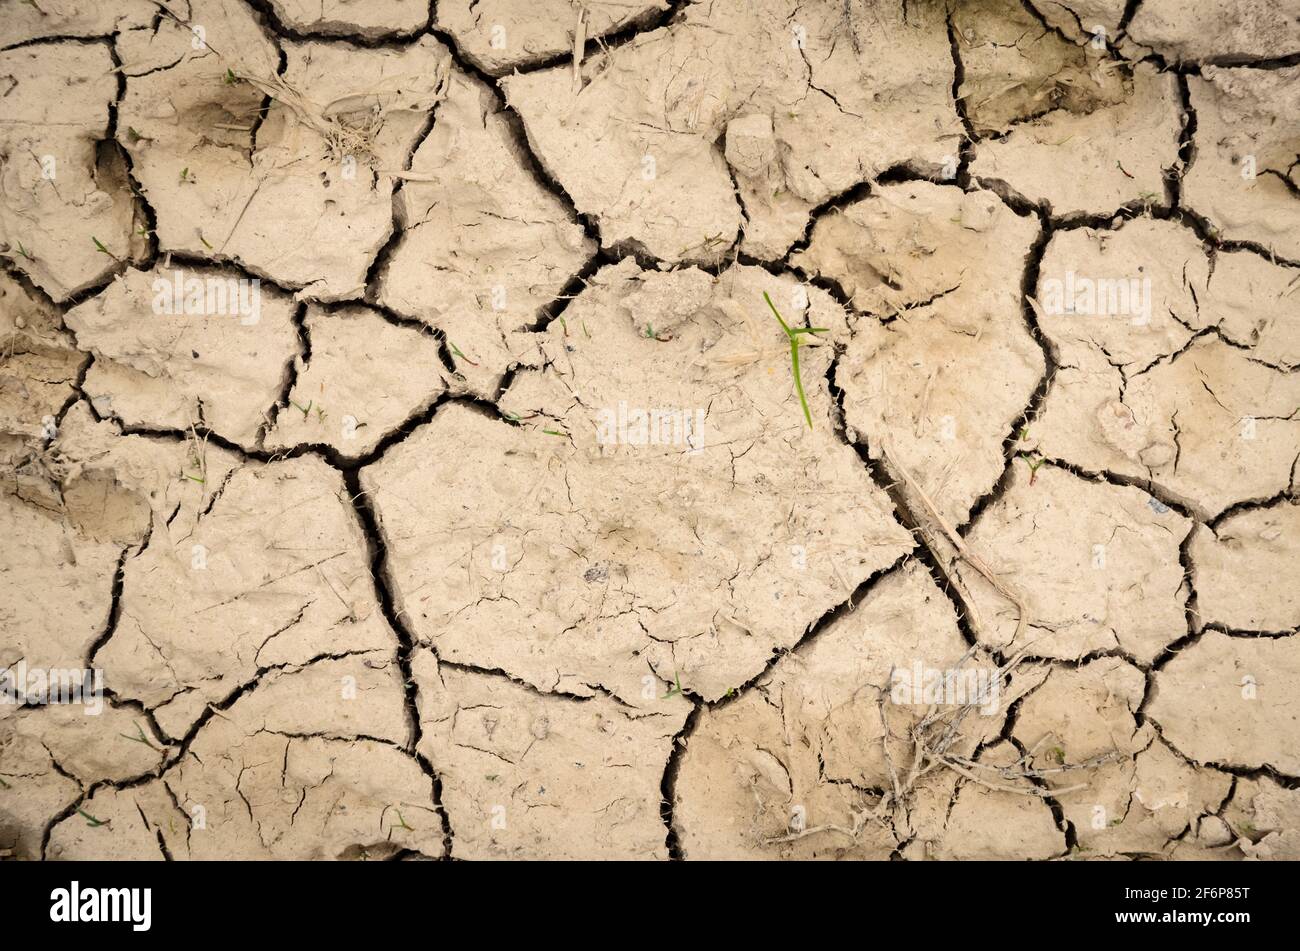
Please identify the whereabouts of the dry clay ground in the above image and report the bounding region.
[0,0,1298,861]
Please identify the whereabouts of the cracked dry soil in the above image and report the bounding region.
[0,0,1297,862]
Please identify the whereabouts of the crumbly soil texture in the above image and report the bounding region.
[1,0,1298,861]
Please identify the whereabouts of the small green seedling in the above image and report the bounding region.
[644,323,657,340]
[662,672,683,699]
[182,472,205,484]
[448,341,478,366]
[126,127,152,144]
[119,722,154,749]
[77,807,109,828]
[198,234,213,250]
[764,291,827,429]
[1015,427,1046,484]
[0,776,10,789]
[1048,746,1065,765]
[391,810,414,832]
[179,167,192,183]
[289,398,313,419]
[542,428,566,438]
[1019,451,1046,485]
[223,68,238,85]
[15,241,33,261]
[92,236,113,257]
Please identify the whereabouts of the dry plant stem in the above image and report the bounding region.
[937,758,1089,797]
[881,440,1031,645]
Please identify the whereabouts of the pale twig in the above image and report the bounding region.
[881,439,1031,645]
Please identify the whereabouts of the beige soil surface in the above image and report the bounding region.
[1,0,1297,861]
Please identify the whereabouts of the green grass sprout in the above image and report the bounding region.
[77,807,110,827]
[1018,451,1046,485]
[119,722,155,749]
[764,291,827,429]
[662,671,683,699]
[448,341,478,366]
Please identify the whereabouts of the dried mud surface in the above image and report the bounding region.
[1,0,1297,861]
